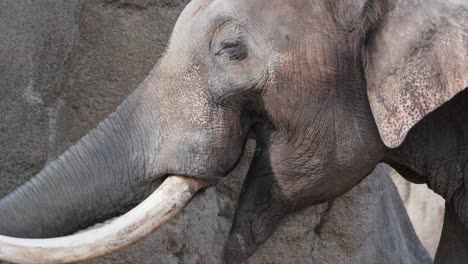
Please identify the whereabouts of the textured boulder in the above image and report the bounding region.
[0,1,431,263]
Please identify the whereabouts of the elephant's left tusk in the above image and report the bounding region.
[0,176,207,264]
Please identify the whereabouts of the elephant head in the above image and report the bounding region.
[0,0,467,263]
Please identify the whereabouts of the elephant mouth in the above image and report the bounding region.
[0,139,256,264]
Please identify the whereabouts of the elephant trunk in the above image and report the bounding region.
[0,84,161,238]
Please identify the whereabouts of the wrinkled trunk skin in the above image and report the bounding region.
[0,0,187,239]
[0,86,159,238]
[0,0,432,263]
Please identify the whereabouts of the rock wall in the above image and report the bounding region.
[391,171,445,258]
[0,1,431,263]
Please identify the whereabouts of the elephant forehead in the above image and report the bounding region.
[179,0,213,19]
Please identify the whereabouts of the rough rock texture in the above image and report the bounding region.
[0,1,431,263]
[391,170,445,258]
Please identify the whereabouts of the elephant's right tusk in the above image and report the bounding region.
[0,176,207,264]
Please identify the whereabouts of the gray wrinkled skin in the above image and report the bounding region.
[0,0,466,263]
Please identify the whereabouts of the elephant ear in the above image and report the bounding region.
[363,0,468,148]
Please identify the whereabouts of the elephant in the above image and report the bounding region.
[0,0,466,263]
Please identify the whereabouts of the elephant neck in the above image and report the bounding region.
[433,203,468,263]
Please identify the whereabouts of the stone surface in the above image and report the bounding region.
[0,1,431,263]
[391,170,445,258]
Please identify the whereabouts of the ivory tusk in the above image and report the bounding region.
[0,176,206,264]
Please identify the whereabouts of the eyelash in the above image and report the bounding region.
[216,39,248,61]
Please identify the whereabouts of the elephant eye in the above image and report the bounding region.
[216,39,248,61]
